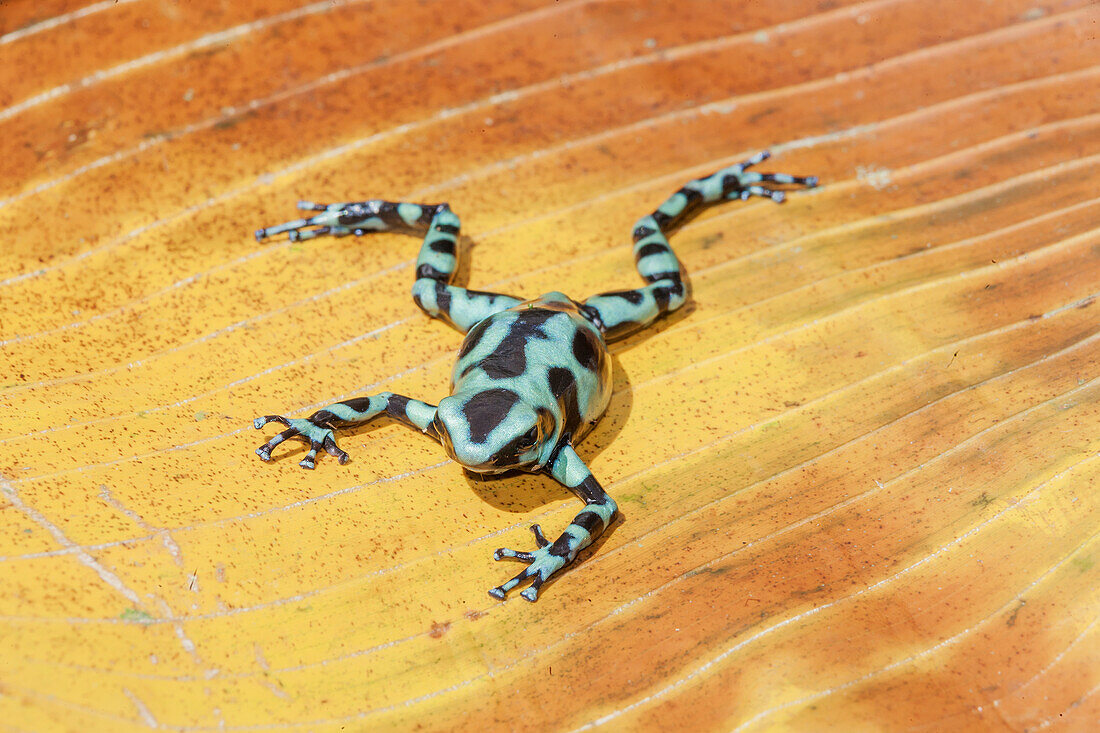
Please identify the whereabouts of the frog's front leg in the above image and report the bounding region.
[254,392,438,469]
[489,445,618,602]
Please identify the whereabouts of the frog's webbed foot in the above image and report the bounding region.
[253,414,349,469]
[254,200,394,242]
[489,524,569,603]
[726,150,818,203]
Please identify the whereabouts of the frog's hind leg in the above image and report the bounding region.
[256,199,521,332]
[406,204,523,332]
[583,150,817,340]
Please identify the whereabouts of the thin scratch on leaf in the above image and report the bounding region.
[0,476,148,609]
[0,0,141,46]
[98,484,184,568]
[123,687,158,728]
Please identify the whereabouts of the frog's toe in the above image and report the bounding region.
[253,414,291,429]
[729,173,818,203]
[491,524,550,563]
[529,523,551,548]
[295,432,340,469]
[296,433,346,469]
[254,419,297,462]
[488,566,547,603]
[725,150,819,203]
[254,217,310,241]
[487,567,532,601]
[287,225,353,242]
[494,547,535,562]
[255,204,351,242]
[323,435,350,465]
[739,149,772,169]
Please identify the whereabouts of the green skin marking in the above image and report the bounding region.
[252,151,816,601]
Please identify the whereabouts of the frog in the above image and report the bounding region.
[251,150,817,601]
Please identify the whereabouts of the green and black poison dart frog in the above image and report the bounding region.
[252,151,817,601]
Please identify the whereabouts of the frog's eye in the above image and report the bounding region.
[517,426,539,450]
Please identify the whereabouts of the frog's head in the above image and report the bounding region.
[434,389,555,473]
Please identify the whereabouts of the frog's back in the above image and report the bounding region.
[451,292,612,442]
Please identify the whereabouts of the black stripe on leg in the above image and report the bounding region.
[426,238,456,254]
[434,281,453,313]
[574,474,604,497]
[419,204,445,226]
[635,242,670,262]
[721,173,747,195]
[651,283,676,311]
[651,210,673,230]
[375,201,400,226]
[548,536,574,558]
[309,410,340,427]
[312,396,374,427]
[603,289,645,305]
[417,264,449,280]
[386,394,410,421]
[342,396,374,412]
[679,186,704,206]
[572,511,604,535]
[376,202,429,235]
